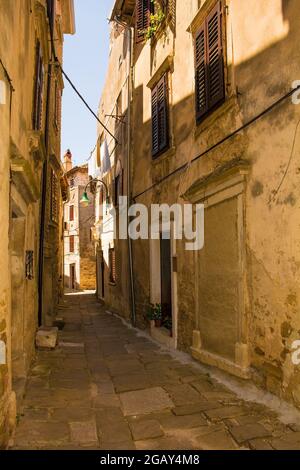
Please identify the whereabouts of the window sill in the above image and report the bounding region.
[152,145,176,165]
[194,95,238,140]
[49,220,58,228]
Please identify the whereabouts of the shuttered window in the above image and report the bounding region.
[54,80,61,131]
[109,248,116,284]
[136,0,151,43]
[69,205,74,222]
[151,74,169,158]
[47,0,55,31]
[50,170,58,223]
[69,235,75,253]
[33,41,44,130]
[195,1,225,122]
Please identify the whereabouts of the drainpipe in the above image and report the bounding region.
[126,26,136,326]
[112,16,136,326]
[38,38,53,326]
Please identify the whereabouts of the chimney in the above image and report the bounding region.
[63,149,73,172]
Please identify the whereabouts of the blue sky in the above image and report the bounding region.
[61,0,114,166]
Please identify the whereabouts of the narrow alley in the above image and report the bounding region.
[12,293,300,451]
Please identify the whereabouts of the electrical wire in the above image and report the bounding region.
[0,58,14,91]
[48,30,118,145]
[133,84,300,201]
[272,117,300,199]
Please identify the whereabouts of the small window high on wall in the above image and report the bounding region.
[151,74,169,158]
[195,1,225,123]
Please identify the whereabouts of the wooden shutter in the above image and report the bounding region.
[206,1,224,108]
[109,248,116,283]
[54,80,61,130]
[33,41,44,130]
[47,0,55,31]
[136,0,150,43]
[152,74,169,157]
[195,1,224,122]
[69,205,74,222]
[195,24,207,120]
[157,75,168,152]
[69,235,74,253]
[50,170,58,222]
[151,85,159,156]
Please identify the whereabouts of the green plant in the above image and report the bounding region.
[147,303,162,321]
[145,0,166,41]
[163,317,172,331]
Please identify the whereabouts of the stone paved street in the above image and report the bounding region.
[12,293,300,450]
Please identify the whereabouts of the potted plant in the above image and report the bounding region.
[147,303,162,327]
[163,318,173,337]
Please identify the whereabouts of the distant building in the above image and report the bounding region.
[63,151,96,291]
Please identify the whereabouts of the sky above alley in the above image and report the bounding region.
[61,0,114,166]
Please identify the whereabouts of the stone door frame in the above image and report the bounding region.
[149,222,178,349]
[184,163,250,379]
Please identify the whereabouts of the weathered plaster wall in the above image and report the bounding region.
[94,23,131,320]
[128,0,300,406]
[0,0,74,447]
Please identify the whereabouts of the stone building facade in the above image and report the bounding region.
[0,0,75,448]
[64,152,96,291]
[89,21,132,319]
[104,0,300,409]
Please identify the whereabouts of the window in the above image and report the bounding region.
[109,247,116,284]
[69,205,74,222]
[33,40,44,130]
[47,0,56,30]
[25,251,34,280]
[151,74,169,158]
[50,169,58,223]
[136,0,151,43]
[136,0,170,42]
[69,235,75,253]
[70,178,75,188]
[54,80,61,130]
[195,1,225,122]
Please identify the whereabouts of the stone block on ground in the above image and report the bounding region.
[172,402,220,416]
[36,327,58,350]
[129,419,164,441]
[205,406,247,421]
[229,423,272,444]
[120,387,174,416]
[69,420,98,445]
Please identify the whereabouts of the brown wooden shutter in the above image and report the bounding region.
[152,74,169,157]
[109,248,116,283]
[195,1,224,122]
[206,1,224,108]
[47,0,55,31]
[157,75,168,152]
[136,0,151,43]
[50,170,58,222]
[33,41,44,130]
[69,235,74,253]
[69,205,74,222]
[151,85,159,155]
[195,24,207,120]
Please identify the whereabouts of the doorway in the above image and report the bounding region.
[150,229,177,348]
[97,250,105,300]
[160,235,172,329]
[70,264,76,290]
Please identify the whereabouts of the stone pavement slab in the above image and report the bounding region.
[120,387,174,416]
[12,293,297,451]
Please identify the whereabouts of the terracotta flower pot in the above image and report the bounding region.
[154,319,162,327]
